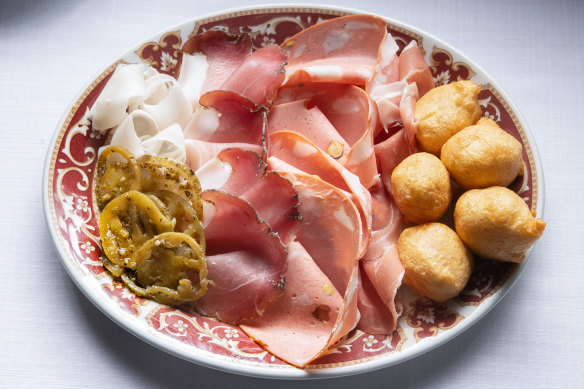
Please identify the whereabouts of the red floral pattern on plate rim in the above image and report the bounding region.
[46,7,539,373]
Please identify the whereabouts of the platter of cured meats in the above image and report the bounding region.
[43,5,545,378]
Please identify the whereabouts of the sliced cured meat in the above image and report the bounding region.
[399,41,435,97]
[275,84,370,146]
[195,191,287,323]
[359,182,405,333]
[281,15,388,86]
[269,130,372,255]
[281,172,361,294]
[374,128,411,194]
[196,90,267,145]
[268,99,350,157]
[366,32,400,95]
[400,82,419,154]
[195,149,300,242]
[369,80,408,132]
[273,84,378,188]
[184,138,262,171]
[220,44,287,105]
[182,30,252,95]
[356,263,397,334]
[240,242,360,368]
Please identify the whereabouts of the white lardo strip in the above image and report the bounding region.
[183,106,220,141]
[177,53,209,109]
[142,74,192,130]
[141,123,187,163]
[91,63,147,132]
[195,157,232,192]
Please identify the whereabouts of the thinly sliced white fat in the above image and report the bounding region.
[91,63,147,132]
[110,115,146,158]
[183,106,220,141]
[177,53,209,108]
[184,139,216,171]
[142,77,192,130]
[195,157,232,192]
[142,123,186,163]
[201,201,216,229]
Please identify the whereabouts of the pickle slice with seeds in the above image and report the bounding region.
[122,232,208,305]
[96,146,142,209]
[99,190,173,267]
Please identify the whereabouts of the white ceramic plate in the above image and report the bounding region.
[43,4,544,379]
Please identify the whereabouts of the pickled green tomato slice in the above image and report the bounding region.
[138,155,203,220]
[122,232,208,305]
[146,190,206,252]
[96,146,142,209]
[99,190,173,267]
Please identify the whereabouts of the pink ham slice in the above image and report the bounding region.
[280,172,361,294]
[182,31,252,95]
[184,139,263,171]
[195,190,287,323]
[210,148,300,242]
[269,130,372,256]
[400,82,419,154]
[357,263,397,334]
[273,84,379,188]
[358,182,405,334]
[220,44,287,105]
[281,15,388,86]
[240,241,360,368]
[399,41,435,98]
[198,90,267,145]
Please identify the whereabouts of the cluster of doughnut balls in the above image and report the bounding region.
[393,81,546,302]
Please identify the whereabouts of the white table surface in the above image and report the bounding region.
[1,0,582,387]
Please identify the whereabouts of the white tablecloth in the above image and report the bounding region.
[1,0,582,387]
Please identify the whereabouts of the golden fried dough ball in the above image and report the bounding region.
[454,187,546,263]
[441,117,523,189]
[391,152,452,223]
[398,223,474,302]
[415,80,482,155]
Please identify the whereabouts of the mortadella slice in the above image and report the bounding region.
[281,15,388,86]
[281,172,361,294]
[240,241,360,368]
[195,191,287,323]
[274,84,379,188]
[269,130,372,256]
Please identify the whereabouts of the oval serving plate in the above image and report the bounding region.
[43,4,544,379]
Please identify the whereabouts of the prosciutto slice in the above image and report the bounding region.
[240,242,360,368]
[191,90,266,145]
[359,182,405,334]
[269,130,372,256]
[220,44,287,105]
[281,15,388,86]
[398,41,435,97]
[196,148,300,242]
[182,30,252,96]
[195,191,287,323]
[357,263,397,334]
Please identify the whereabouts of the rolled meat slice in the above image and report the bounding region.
[399,40,435,98]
